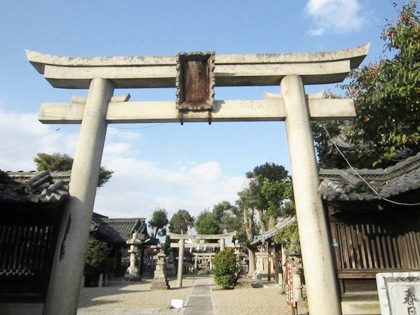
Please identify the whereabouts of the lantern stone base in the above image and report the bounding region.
[150,277,170,290]
[125,265,140,281]
[151,251,170,290]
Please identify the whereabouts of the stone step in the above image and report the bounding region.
[341,298,380,315]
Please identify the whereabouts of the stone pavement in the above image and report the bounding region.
[184,278,213,315]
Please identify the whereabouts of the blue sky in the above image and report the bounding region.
[0,0,400,220]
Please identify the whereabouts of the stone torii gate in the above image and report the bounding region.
[26,44,369,315]
[167,231,237,287]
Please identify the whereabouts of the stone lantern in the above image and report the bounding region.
[125,231,144,281]
[151,249,170,289]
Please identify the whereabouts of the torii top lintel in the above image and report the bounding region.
[167,231,237,240]
[26,44,370,89]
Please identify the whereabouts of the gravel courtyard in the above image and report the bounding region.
[77,276,290,315]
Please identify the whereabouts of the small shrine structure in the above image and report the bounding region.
[90,215,149,279]
[319,152,420,314]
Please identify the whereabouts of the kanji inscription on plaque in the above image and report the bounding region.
[176,52,215,112]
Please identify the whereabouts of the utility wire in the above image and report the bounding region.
[114,123,168,130]
[0,121,166,153]
[0,125,67,152]
[323,126,420,207]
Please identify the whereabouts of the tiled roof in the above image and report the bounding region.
[2,170,148,243]
[92,216,148,244]
[318,152,420,202]
[1,170,69,204]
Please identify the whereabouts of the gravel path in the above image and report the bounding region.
[212,282,289,315]
[77,276,291,315]
[78,278,193,313]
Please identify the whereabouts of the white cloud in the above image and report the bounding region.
[104,127,143,157]
[0,110,78,171]
[191,161,222,182]
[95,156,245,219]
[305,0,367,36]
[1,109,246,221]
[107,127,143,143]
[104,142,133,156]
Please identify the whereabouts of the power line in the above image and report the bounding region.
[0,125,67,152]
[323,126,420,207]
[0,121,167,153]
[113,123,168,130]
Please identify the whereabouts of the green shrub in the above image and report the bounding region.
[212,249,241,289]
[84,237,109,274]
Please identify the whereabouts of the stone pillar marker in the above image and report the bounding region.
[281,75,341,315]
[43,78,114,315]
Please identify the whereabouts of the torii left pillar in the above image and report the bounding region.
[43,78,114,315]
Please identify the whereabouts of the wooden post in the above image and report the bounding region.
[273,246,279,285]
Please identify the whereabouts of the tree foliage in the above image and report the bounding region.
[211,201,242,233]
[148,207,169,239]
[34,152,113,187]
[312,91,358,169]
[169,209,195,234]
[193,202,242,236]
[244,162,293,232]
[236,163,293,275]
[274,221,300,249]
[34,152,73,172]
[340,1,419,167]
[195,210,221,235]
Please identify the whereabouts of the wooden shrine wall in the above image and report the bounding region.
[329,210,420,294]
[0,204,62,302]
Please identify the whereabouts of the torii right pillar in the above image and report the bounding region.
[282,74,340,314]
